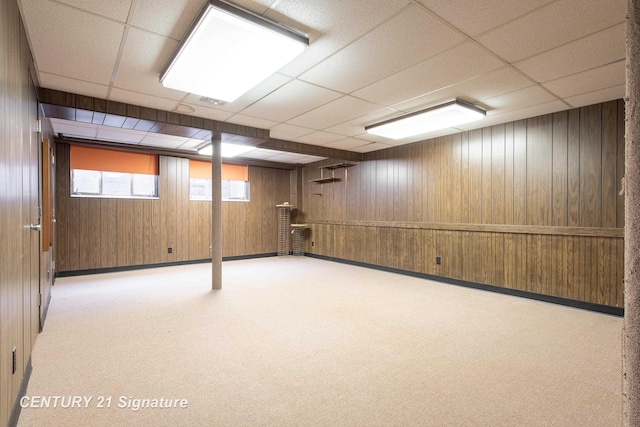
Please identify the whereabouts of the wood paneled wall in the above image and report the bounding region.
[303,101,625,308]
[55,144,291,272]
[0,0,42,424]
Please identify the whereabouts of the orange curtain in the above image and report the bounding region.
[190,160,248,181]
[70,145,158,175]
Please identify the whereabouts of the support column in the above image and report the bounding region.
[624,1,640,424]
[211,135,222,290]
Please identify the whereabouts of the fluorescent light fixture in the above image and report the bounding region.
[365,99,486,140]
[160,0,308,102]
[198,142,255,158]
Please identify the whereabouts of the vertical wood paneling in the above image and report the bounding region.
[579,104,602,227]
[491,125,506,224]
[512,120,527,225]
[301,100,623,308]
[602,101,618,228]
[552,111,568,226]
[468,129,483,224]
[526,115,552,225]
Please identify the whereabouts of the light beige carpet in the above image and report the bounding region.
[18,257,621,426]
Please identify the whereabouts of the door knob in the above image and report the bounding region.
[30,223,41,231]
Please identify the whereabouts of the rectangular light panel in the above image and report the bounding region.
[366,99,486,140]
[161,0,308,103]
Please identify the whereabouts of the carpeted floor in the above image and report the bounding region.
[17,257,622,426]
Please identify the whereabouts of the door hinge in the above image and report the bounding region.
[38,206,43,220]
[36,119,42,133]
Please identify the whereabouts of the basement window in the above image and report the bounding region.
[70,145,159,199]
[189,160,250,202]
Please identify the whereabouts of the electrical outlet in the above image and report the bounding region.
[311,241,315,247]
[168,247,173,254]
[436,256,441,265]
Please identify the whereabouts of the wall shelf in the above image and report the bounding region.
[319,162,356,170]
[308,161,355,184]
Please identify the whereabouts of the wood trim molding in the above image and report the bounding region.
[306,219,624,238]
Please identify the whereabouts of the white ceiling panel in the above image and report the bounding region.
[267,0,412,77]
[481,85,557,113]
[455,100,568,130]
[324,108,403,137]
[350,142,393,153]
[353,42,504,106]
[55,0,132,22]
[565,84,626,108]
[514,23,626,83]
[298,4,466,93]
[19,1,124,85]
[269,123,315,141]
[109,88,180,111]
[176,138,207,151]
[294,131,345,145]
[113,27,185,100]
[131,0,203,40]
[187,104,235,122]
[39,73,109,99]
[288,96,381,129]
[477,0,626,63]
[241,80,342,122]
[266,153,312,163]
[417,0,554,37]
[50,119,98,139]
[324,138,370,150]
[543,60,626,98]
[183,73,292,113]
[241,149,282,160]
[96,127,147,144]
[225,114,279,130]
[140,133,190,149]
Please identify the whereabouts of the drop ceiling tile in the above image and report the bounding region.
[391,67,534,113]
[564,84,625,108]
[267,153,310,163]
[543,60,626,98]
[417,0,553,36]
[185,73,292,113]
[109,88,180,111]
[226,114,279,130]
[350,142,393,153]
[20,1,124,85]
[294,131,345,145]
[55,0,133,22]
[176,138,208,151]
[241,80,342,122]
[353,42,503,106]
[324,107,403,137]
[140,134,189,149]
[298,4,465,93]
[477,0,626,62]
[131,0,203,39]
[481,85,556,113]
[187,105,234,122]
[269,123,315,140]
[288,96,381,129]
[38,73,109,99]
[324,138,370,150]
[266,0,412,77]
[50,119,98,139]
[514,23,625,83]
[455,100,568,130]
[241,149,282,160]
[96,127,147,144]
[297,154,328,164]
[113,27,186,100]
